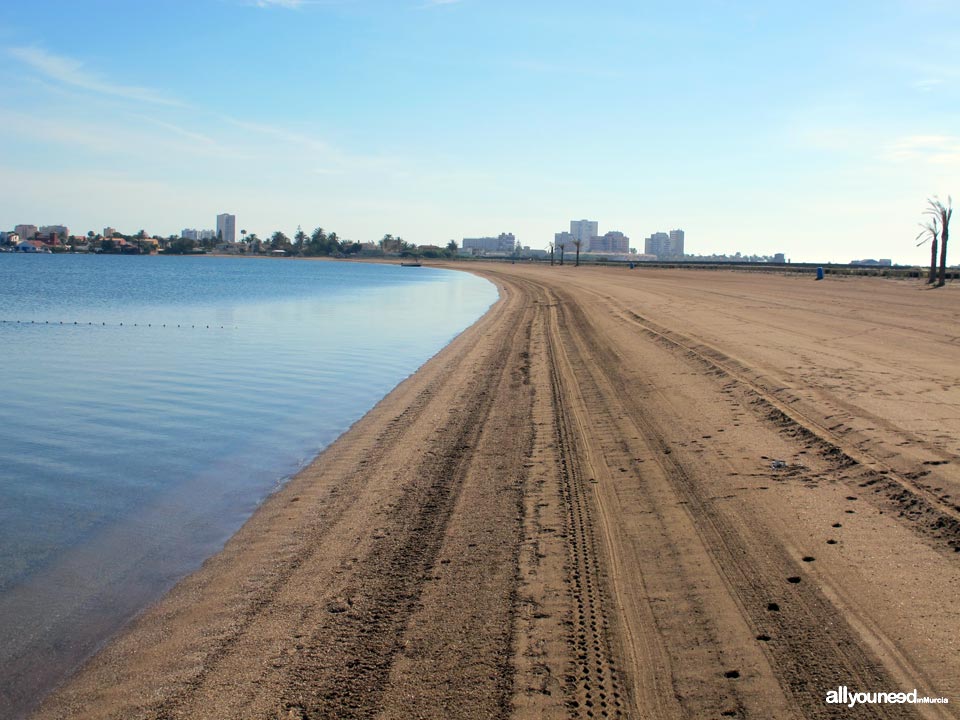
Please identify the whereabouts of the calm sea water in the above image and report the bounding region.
[0,254,496,717]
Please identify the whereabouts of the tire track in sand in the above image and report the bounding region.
[547,283,921,719]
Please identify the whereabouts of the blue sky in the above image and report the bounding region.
[0,0,957,262]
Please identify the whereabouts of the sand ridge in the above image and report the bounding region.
[33,265,959,719]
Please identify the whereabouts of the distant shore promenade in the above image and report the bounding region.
[31,264,960,719]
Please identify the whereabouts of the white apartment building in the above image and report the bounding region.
[588,231,630,254]
[570,219,598,252]
[645,229,685,258]
[216,213,237,244]
[462,233,516,254]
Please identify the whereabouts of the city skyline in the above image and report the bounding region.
[1,1,957,264]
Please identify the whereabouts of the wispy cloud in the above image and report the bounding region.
[0,109,242,160]
[221,116,330,153]
[914,78,942,92]
[8,47,180,106]
[130,115,247,158]
[884,135,960,165]
[253,0,305,7]
[502,57,623,79]
[249,0,353,7]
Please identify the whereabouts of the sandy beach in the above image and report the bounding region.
[34,264,959,719]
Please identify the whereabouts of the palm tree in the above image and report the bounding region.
[558,242,566,266]
[573,239,582,267]
[294,225,307,253]
[925,197,952,287]
[916,218,939,284]
[549,242,554,266]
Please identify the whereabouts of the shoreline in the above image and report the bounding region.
[34,265,960,718]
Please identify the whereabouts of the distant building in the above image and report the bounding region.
[14,224,38,241]
[216,213,237,244]
[773,253,786,263]
[462,233,516,254]
[645,232,670,257]
[588,231,630,254]
[851,258,893,266]
[554,231,575,248]
[669,229,685,256]
[103,227,119,238]
[2,231,20,246]
[40,224,69,238]
[17,240,50,253]
[645,229,684,259]
[35,232,62,246]
[183,228,216,241]
[570,219,598,252]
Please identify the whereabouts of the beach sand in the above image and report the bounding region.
[34,264,960,719]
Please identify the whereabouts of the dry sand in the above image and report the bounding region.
[34,264,960,719]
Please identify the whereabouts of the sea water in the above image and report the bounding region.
[0,254,497,717]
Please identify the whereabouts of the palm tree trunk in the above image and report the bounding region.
[575,246,580,267]
[929,237,938,284]
[937,225,948,286]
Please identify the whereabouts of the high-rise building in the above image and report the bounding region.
[570,219,598,252]
[589,231,630,254]
[554,231,575,247]
[669,229,685,256]
[216,213,237,244]
[14,224,38,240]
[645,232,671,258]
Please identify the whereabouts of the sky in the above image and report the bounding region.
[0,0,957,263]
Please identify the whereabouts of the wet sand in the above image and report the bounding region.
[34,265,960,719]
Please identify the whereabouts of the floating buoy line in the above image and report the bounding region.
[0,319,237,329]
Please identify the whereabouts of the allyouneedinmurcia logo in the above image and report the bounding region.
[826,686,950,708]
